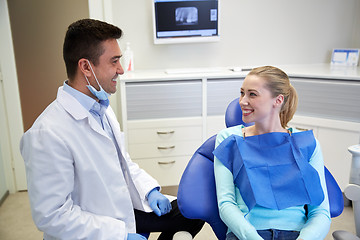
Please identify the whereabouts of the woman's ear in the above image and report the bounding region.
[274,94,285,108]
[78,58,92,77]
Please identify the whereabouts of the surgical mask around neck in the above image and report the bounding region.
[84,60,110,101]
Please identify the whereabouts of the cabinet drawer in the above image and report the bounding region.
[128,125,202,144]
[290,78,360,122]
[129,140,201,159]
[126,80,202,120]
[134,156,190,186]
[207,78,244,116]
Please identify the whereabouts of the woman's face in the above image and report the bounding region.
[239,75,278,125]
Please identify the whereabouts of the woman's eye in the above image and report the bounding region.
[250,92,257,97]
[240,91,244,96]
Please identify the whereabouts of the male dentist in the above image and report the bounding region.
[20,18,204,240]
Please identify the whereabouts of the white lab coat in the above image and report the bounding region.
[20,87,160,240]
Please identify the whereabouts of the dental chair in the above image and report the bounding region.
[177,98,345,240]
[333,144,360,240]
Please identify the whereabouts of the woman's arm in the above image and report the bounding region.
[214,157,263,240]
[214,127,263,240]
[297,140,331,240]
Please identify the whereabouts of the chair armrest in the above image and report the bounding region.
[332,230,360,240]
[345,184,360,201]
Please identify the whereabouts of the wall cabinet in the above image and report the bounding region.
[118,65,360,189]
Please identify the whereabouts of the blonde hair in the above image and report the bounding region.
[247,66,298,128]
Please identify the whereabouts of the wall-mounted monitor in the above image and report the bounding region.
[152,0,220,44]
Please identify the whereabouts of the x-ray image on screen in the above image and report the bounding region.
[176,7,198,25]
[153,0,219,44]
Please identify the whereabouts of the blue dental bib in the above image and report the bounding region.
[213,130,324,211]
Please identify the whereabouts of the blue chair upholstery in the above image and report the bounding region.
[325,167,344,218]
[177,97,344,240]
[177,135,226,239]
[139,233,150,239]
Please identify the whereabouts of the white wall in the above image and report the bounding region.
[0,0,26,192]
[352,0,360,46]
[112,0,360,70]
[0,71,10,198]
[0,146,7,199]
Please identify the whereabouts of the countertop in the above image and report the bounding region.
[120,64,360,82]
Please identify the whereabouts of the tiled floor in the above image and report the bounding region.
[0,191,356,240]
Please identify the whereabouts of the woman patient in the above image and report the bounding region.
[213,66,331,240]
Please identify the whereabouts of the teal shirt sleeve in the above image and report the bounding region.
[214,126,263,240]
[298,139,331,240]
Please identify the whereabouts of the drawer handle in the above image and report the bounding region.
[157,145,175,150]
[158,160,176,165]
[157,130,175,135]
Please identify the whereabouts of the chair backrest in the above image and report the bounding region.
[325,167,344,217]
[177,98,344,240]
[177,135,226,239]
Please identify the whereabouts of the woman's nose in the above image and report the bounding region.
[239,96,247,106]
[239,96,244,106]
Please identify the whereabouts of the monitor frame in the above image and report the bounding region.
[152,0,220,44]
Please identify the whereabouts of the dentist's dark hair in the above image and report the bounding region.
[247,66,298,128]
[63,18,123,80]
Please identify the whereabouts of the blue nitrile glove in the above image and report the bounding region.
[147,188,172,216]
[127,233,147,240]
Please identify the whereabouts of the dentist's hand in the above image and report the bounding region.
[147,188,172,216]
[127,233,147,240]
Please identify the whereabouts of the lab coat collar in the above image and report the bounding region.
[56,87,109,138]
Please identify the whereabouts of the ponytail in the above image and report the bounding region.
[280,84,298,128]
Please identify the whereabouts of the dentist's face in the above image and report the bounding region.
[90,39,124,94]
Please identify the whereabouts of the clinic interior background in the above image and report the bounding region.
[0,0,359,195]
[113,0,360,69]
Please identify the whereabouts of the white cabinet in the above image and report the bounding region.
[318,127,359,190]
[206,78,244,136]
[118,65,360,188]
[119,77,207,186]
[290,77,360,122]
[127,118,202,186]
[290,116,360,190]
[127,118,202,161]
[125,80,202,120]
[288,76,360,190]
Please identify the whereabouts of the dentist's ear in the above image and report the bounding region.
[78,58,92,77]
